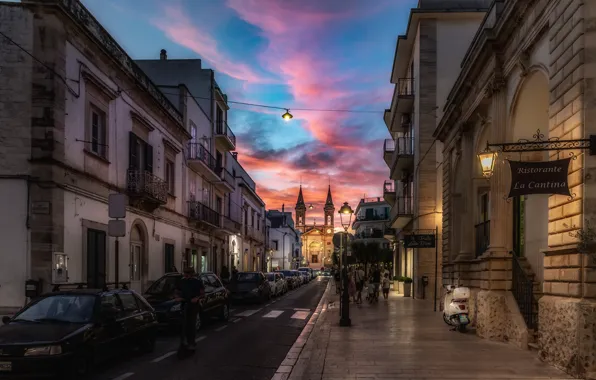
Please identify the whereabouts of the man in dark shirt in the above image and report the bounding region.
[174,267,204,349]
[372,266,381,299]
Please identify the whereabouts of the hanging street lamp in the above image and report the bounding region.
[478,147,497,178]
[282,109,293,121]
[338,202,354,327]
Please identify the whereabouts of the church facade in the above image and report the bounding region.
[295,186,335,269]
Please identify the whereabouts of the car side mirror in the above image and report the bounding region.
[2,316,11,325]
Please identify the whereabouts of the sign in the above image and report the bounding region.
[108,193,127,219]
[404,234,435,248]
[108,219,126,237]
[508,158,571,198]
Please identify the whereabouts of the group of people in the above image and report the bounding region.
[334,264,392,304]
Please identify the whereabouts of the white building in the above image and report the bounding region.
[267,209,301,270]
[352,197,392,250]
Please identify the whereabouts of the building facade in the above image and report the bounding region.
[352,197,393,250]
[0,0,265,313]
[433,0,596,377]
[383,0,489,299]
[295,186,335,269]
[266,209,301,271]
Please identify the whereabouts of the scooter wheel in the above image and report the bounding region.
[442,313,451,325]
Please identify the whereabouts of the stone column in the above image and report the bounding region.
[456,131,475,261]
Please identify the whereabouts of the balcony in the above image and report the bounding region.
[390,196,413,229]
[383,180,396,204]
[383,139,395,167]
[214,167,235,192]
[188,201,220,228]
[354,229,385,240]
[475,220,490,257]
[215,120,236,150]
[222,215,241,234]
[383,227,396,239]
[245,226,264,244]
[126,169,167,212]
[383,109,391,129]
[390,137,415,180]
[187,143,221,182]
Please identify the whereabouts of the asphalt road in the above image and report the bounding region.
[91,277,330,380]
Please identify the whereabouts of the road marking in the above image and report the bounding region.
[215,325,228,332]
[152,351,176,363]
[112,373,134,380]
[195,335,206,343]
[235,309,261,317]
[291,311,310,320]
[293,308,310,311]
[232,318,242,323]
[263,310,284,318]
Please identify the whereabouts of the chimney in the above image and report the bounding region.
[160,49,167,60]
[282,204,286,226]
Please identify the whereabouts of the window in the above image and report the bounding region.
[216,151,223,171]
[207,274,222,289]
[216,196,222,214]
[165,243,175,273]
[200,274,215,292]
[272,240,279,250]
[130,244,142,281]
[312,255,319,264]
[165,159,175,195]
[118,293,139,313]
[189,175,196,201]
[128,132,152,173]
[216,107,224,134]
[87,229,106,289]
[90,105,107,158]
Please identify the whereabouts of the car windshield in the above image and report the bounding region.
[277,271,292,276]
[266,274,275,281]
[235,273,259,282]
[14,295,96,323]
[146,275,180,295]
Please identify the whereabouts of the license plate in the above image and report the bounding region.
[459,315,469,324]
[0,362,11,372]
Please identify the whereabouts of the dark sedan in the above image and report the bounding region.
[228,272,271,303]
[0,288,158,379]
[143,271,229,331]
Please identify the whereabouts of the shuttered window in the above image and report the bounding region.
[87,229,107,288]
[165,243,175,273]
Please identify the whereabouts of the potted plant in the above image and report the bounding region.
[393,276,405,293]
[403,277,413,297]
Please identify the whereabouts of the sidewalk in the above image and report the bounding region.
[273,283,571,380]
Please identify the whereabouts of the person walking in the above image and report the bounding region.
[174,267,205,350]
[382,273,391,300]
[354,265,365,304]
[348,269,357,302]
[372,265,381,301]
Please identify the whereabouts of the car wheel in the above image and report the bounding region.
[220,303,230,321]
[139,335,156,353]
[195,311,202,331]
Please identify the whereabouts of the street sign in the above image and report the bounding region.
[108,219,126,237]
[108,193,126,219]
[404,234,435,248]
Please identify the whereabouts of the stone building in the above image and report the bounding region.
[383,0,490,298]
[434,0,596,377]
[295,186,336,269]
[266,209,301,271]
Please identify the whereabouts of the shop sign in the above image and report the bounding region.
[508,158,571,198]
[404,234,435,248]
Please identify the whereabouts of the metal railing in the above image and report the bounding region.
[359,197,383,203]
[354,229,385,239]
[188,201,220,227]
[126,169,167,203]
[187,143,218,173]
[356,213,390,221]
[397,78,415,96]
[215,120,237,147]
[383,139,395,154]
[383,180,395,194]
[220,167,235,188]
[395,137,414,155]
[393,196,413,217]
[223,216,241,233]
[474,220,490,257]
[511,251,537,329]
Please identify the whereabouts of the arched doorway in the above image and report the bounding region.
[509,70,550,282]
[309,241,323,266]
[130,222,148,293]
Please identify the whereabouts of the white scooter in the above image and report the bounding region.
[442,284,470,333]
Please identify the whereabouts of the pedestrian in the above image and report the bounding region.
[334,268,341,294]
[221,265,230,281]
[231,266,239,277]
[372,265,381,301]
[348,270,357,302]
[174,267,204,350]
[382,273,391,300]
[355,265,365,304]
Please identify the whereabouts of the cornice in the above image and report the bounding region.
[130,111,156,132]
[81,68,118,100]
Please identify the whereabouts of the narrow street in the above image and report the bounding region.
[90,278,328,380]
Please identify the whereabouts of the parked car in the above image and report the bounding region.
[228,272,271,303]
[275,270,298,289]
[266,273,284,296]
[298,267,314,281]
[143,271,230,331]
[0,287,158,379]
[291,270,305,285]
[276,272,289,293]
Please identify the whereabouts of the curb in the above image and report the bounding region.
[270,280,332,380]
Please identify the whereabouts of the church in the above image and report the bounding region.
[295,185,335,269]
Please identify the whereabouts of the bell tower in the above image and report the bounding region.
[295,185,306,233]
[323,185,334,231]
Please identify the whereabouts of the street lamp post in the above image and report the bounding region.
[338,202,354,327]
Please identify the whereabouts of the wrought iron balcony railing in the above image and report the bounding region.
[397,78,415,96]
[395,137,414,156]
[188,200,220,227]
[383,180,395,194]
[126,169,167,203]
[187,143,218,172]
[392,196,413,218]
[223,215,241,233]
[355,213,390,222]
[215,120,237,147]
[475,220,490,257]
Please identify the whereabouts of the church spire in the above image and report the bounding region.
[296,185,306,210]
[325,185,333,207]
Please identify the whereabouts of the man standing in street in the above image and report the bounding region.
[355,265,365,304]
[372,265,381,300]
[175,267,204,350]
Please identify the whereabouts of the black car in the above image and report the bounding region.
[143,272,229,330]
[0,288,158,379]
[228,272,271,303]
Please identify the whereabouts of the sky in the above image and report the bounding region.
[79,0,418,224]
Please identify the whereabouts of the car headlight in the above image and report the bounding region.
[24,345,62,356]
[170,303,181,312]
[251,288,259,293]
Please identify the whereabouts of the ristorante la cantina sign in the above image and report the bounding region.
[507,158,571,198]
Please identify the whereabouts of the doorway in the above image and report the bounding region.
[130,224,146,293]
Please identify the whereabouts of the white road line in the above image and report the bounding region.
[232,318,242,323]
[263,310,284,318]
[151,351,176,363]
[112,373,134,380]
[234,309,262,317]
[293,308,310,311]
[215,325,228,332]
[291,311,310,320]
[195,335,206,343]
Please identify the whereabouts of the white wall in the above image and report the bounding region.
[0,179,29,308]
[270,228,295,270]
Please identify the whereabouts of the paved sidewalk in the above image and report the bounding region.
[273,284,570,380]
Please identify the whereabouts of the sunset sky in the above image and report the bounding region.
[82,0,418,223]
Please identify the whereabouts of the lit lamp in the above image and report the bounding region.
[337,202,353,327]
[308,203,313,210]
[282,109,293,121]
[478,148,497,178]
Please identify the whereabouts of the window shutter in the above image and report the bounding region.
[129,132,138,170]
[145,144,153,173]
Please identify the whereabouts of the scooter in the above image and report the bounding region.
[441,284,470,333]
[177,302,196,359]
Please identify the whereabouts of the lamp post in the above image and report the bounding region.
[338,202,354,327]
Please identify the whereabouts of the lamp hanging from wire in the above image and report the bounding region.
[282,109,293,120]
